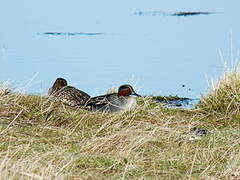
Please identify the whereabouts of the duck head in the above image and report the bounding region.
[118,84,141,97]
[52,78,67,90]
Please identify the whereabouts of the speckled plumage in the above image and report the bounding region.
[48,78,90,107]
[85,84,141,112]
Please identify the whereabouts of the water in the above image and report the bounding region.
[156,98,200,109]
[134,11,213,16]
[0,1,239,99]
[41,32,105,36]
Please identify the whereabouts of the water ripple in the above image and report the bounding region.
[134,11,213,17]
[41,32,104,36]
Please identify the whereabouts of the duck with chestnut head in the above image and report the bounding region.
[85,84,141,112]
[48,78,90,107]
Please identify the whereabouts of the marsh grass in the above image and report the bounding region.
[0,84,239,179]
[198,67,240,118]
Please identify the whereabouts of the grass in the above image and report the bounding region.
[0,72,240,179]
[198,68,240,118]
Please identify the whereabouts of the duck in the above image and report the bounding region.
[85,84,141,112]
[48,78,90,107]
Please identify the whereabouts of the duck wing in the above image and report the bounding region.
[57,86,91,106]
[85,93,115,107]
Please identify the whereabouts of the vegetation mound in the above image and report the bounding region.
[0,86,239,179]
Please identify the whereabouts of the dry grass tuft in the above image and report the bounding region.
[198,68,240,118]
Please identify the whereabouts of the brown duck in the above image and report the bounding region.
[48,78,90,107]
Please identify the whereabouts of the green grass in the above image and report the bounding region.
[0,79,239,179]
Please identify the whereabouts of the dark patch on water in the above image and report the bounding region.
[134,11,170,16]
[134,11,213,17]
[152,95,189,102]
[152,95,199,109]
[41,32,104,36]
[172,12,212,16]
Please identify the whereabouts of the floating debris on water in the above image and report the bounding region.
[134,11,213,17]
[41,32,104,36]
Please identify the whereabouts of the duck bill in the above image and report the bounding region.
[132,92,142,97]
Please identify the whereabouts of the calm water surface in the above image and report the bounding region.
[0,1,240,98]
